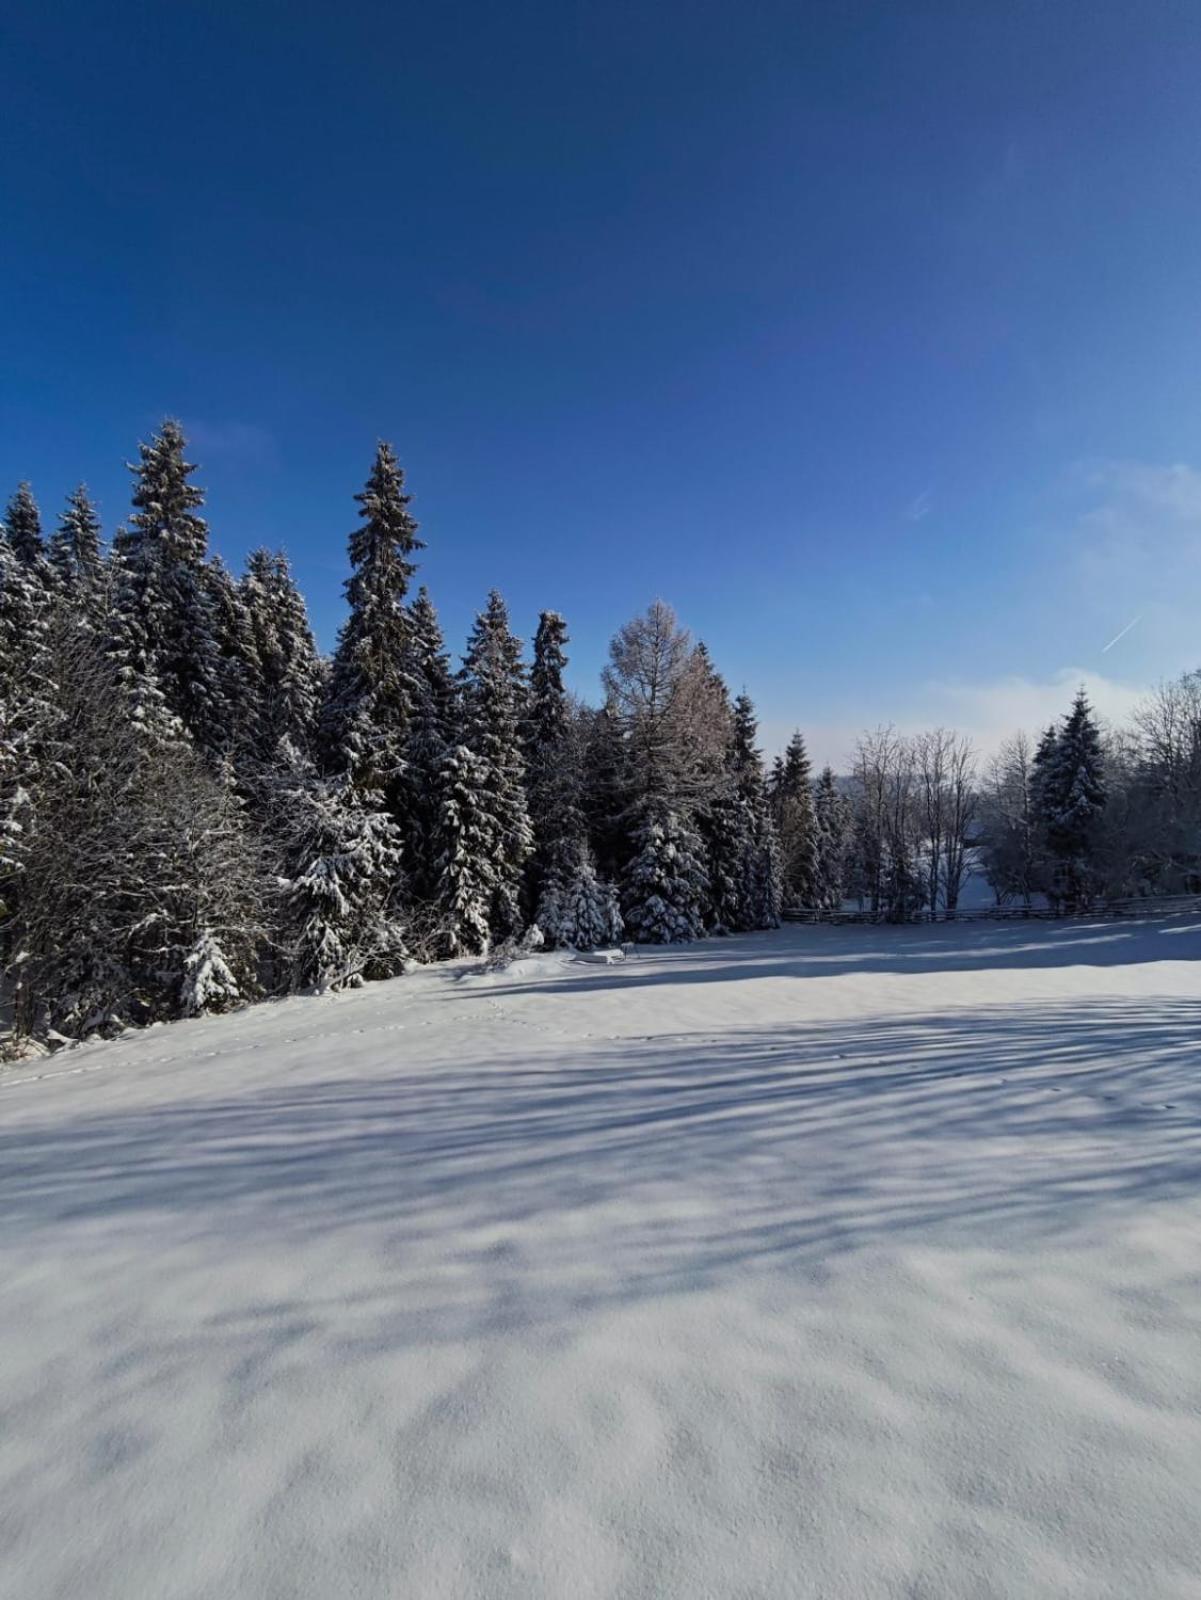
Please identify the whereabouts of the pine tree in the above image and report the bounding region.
[1030,722,1059,898]
[535,849,624,949]
[4,483,50,575]
[0,515,57,961]
[812,765,853,910]
[621,803,707,943]
[581,697,629,882]
[401,586,457,907]
[49,485,104,594]
[0,523,53,720]
[731,693,781,928]
[773,730,820,907]
[109,421,225,753]
[275,742,406,991]
[451,590,533,943]
[433,741,502,956]
[1042,690,1107,910]
[523,610,618,948]
[320,443,423,801]
[11,620,265,1038]
[690,656,747,933]
[524,611,599,917]
[205,557,259,761]
[240,549,323,759]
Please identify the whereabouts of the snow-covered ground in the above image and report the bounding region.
[3,918,1201,1599]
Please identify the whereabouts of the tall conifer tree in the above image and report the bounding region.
[402,586,458,905]
[1042,690,1107,909]
[4,483,49,574]
[49,485,104,594]
[813,765,853,910]
[525,611,621,947]
[241,549,323,759]
[449,590,533,944]
[731,692,781,928]
[109,421,224,752]
[320,443,423,801]
[773,730,820,907]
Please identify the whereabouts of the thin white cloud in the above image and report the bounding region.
[905,489,933,522]
[762,666,1148,772]
[1063,459,1201,665]
[924,666,1146,750]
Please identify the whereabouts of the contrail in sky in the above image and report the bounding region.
[1101,615,1142,653]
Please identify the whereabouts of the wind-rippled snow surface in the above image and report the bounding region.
[3,919,1201,1598]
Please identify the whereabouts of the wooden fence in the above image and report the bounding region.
[780,893,1201,927]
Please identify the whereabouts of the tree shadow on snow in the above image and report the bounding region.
[488,916,1201,1002]
[4,990,1200,1360]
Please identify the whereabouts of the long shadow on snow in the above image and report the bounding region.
[4,997,1199,1351]
[484,917,1201,1003]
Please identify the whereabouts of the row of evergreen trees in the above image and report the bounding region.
[2,423,1184,1045]
[1,424,830,1044]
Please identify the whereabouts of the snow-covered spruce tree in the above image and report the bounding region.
[523,610,622,948]
[11,617,265,1039]
[204,557,260,762]
[580,696,630,883]
[696,775,748,933]
[319,443,423,805]
[535,846,624,950]
[239,549,324,760]
[4,483,52,580]
[812,765,853,910]
[772,730,820,908]
[433,741,501,957]
[49,484,104,598]
[0,482,55,722]
[400,586,458,910]
[0,515,54,726]
[108,421,225,753]
[1029,722,1061,901]
[684,646,747,934]
[0,510,57,966]
[1041,689,1107,910]
[730,693,781,928]
[621,803,707,943]
[443,590,533,946]
[274,741,406,991]
[525,611,579,896]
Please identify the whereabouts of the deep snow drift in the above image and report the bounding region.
[3,917,1200,1599]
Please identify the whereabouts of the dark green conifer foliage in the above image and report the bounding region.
[321,443,424,801]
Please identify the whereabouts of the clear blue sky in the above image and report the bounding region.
[4,0,1201,762]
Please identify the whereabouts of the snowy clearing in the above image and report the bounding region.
[3,918,1201,1599]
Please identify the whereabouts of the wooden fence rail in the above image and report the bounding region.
[780,893,1201,927]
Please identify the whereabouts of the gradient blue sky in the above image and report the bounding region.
[4,0,1200,762]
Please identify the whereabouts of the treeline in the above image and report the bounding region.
[0,425,792,1044]
[2,424,1197,1045]
[809,677,1199,922]
[977,677,1201,910]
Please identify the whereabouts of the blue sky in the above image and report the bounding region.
[4,0,1201,763]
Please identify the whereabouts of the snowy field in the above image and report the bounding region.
[3,918,1201,1600]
